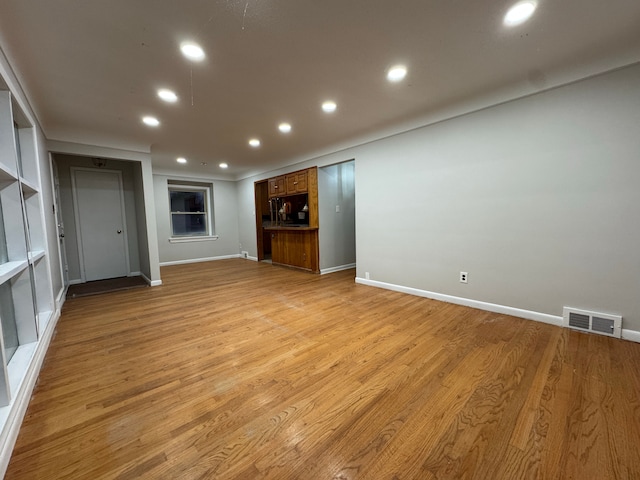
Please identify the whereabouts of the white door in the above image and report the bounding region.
[72,168,129,282]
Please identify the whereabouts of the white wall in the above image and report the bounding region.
[153,174,240,264]
[237,63,640,334]
[55,154,142,282]
[132,163,150,278]
[318,161,356,271]
[356,64,640,332]
[236,178,257,257]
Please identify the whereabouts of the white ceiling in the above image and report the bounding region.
[0,0,639,180]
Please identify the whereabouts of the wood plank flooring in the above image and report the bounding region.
[6,259,640,479]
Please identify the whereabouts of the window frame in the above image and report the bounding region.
[168,183,216,241]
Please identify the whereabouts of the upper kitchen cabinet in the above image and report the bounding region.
[285,170,307,194]
[268,176,285,197]
[268,168,311,198]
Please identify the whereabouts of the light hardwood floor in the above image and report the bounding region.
[6,260,640,479]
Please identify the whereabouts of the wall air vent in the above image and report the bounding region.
[562,307,622,338]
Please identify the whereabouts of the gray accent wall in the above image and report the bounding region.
[55,154,142,282]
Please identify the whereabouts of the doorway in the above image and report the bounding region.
[254,180,271,261]
[71,167,129,281]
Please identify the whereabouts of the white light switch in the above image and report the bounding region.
[335,205,340,213]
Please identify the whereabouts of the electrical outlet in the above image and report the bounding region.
[460,272,468,283]
[242,251,248,259]
[365,272,370,280]
[335,205,340,213]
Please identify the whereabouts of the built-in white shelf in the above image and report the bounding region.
[0,260,28,285]
[0,165,16,187]
[7,342,37,401]
[38,310,53,331]
[27,250,45,264]
[19,177,38,197]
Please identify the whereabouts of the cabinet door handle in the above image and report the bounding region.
[294,182,298,185]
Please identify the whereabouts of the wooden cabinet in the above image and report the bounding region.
[268,176,285,197]
[268,169,309,197]
[269,228,319,273]
[259,167,319,273]
[285,170,307,194]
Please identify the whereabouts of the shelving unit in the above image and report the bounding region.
[0,88,51,407]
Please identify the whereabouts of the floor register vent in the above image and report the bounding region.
[562,307,622,338]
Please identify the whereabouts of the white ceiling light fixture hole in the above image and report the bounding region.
[142,116,160,127]
[387,65,407,82]
[180,42,205,61]
[322,101,337,113]
[279,123,292,133]
[157,89,178,103]
[176,157,187,164]
[504,0,537,26]
[249,138,261,148]
[219,162,229,169]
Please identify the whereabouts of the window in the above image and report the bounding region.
[168,184,214,238]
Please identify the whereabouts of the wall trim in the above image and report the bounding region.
[139,272,162,287]
[0,307,61,477]
[321,263,356,275]
[128,271,141,277]
[55,286,67,311]
[68,278,82,285]
[159,254,241,267]
[246,256,258,262]
[622,329,640,344]
[355,277,563,327]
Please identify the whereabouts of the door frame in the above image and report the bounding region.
[50,155,69,288]
[254,180,269,261]
[70,167,130,283]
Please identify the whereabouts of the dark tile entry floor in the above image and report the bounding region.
[66,276,148,298]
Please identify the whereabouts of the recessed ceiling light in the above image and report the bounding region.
[504,1,537,26]
[157,89,178,103]
[278,123,292,133]
[219,162,229,169]
[322,101,337,113]
[387,65,407,82]
[176,157,187,164]
[180,42,205,61]
[200,162,208,166]
[249,138,261,148]
[142,116,160,127]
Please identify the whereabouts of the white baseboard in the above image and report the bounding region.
[55,286,67,311]
[0,306,61,477]
[128,271,141,277]
[622,329,640,344]
[139,272,161,287]
[159,254,241,267]
[321,263,356,275]
[68,278,82,285]
[246,256,258,262]
[355,277,563,327]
